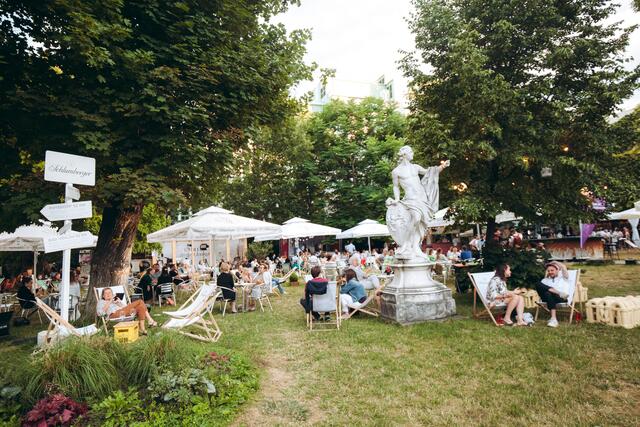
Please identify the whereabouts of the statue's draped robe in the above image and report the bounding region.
[398,166,440,239]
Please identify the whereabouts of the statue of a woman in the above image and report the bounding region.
[386,146,449,262]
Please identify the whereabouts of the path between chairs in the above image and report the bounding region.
[231,305,324,426]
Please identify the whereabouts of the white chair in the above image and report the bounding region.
[248,283,272,312]
[156,282,175,307]
[535,270,580,324]
[468,272,507,326]
[35,297,98,351]
[307,281,341,331]
[167,284,217,318]
[163,286,222,342]
[93,285,135,332]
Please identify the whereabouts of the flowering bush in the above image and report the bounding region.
[203,351,230,370]
[23,394,87,427]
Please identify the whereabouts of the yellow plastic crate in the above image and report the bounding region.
[574,283,588,303]
[113,321,139,343]
[610,298,639,329]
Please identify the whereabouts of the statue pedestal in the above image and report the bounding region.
[380,262,456,325]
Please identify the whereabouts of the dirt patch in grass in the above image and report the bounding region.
[232,339,323,426]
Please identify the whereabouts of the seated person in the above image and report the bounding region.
[348,255,380,290]
[299,266,329,321]
[486,264,526,326]
[17,276,37,314]
[447,246,460,261]
[217,262,237,313]
[97,287,157,335]
[69,271,81,301]
[138,268,154,302]
[535,261,570,328]
[155,267,175,306]
[459,245,473,261]
[169,264,183,285]
[340,269,367,316]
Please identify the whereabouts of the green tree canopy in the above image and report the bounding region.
[403,0,640,233]
[0,0,312,302]
[305,98,406,229]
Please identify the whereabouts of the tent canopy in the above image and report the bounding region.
[608,201,640,220]
[336,219,389,239]
[147,206,282,243]
[0,224,97,252]
[254,217,341,241]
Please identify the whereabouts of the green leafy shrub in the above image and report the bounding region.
[288,271,299,284]
[90,389,143,427]
[147,369,215,405]
[0,385,22,422]
[23,337,124,403]
[482,244,548,288]
[247,241,272,260]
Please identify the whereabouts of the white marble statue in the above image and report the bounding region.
[386,146,449,261]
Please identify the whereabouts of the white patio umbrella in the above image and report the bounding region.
[336,219,389,251]
[608,201,640,245]
[146,206,282,265]
[0,223,97,280]
[254,217,341,242]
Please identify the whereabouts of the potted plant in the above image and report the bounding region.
[288,271,299,286]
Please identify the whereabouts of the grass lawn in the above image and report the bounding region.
[2,263,639,426]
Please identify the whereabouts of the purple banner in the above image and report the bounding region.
[580,223,596,248]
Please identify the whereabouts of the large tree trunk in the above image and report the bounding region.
[83,204,144,319]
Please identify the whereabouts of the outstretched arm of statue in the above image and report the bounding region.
[438,159,451,171]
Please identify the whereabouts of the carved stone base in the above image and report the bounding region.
[380,262,456,325]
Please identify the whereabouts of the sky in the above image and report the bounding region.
[275,0,640,113]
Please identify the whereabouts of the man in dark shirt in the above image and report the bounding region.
[17,277,37,313]
[300,266,328,321]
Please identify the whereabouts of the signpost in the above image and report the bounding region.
[40,201,92,222]
[42,151,96,321]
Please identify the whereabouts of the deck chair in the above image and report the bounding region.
[535,269,580,324]
[307,281,341,331]
[273,267,298,285]
[248,283,273,312]
[93,285,135,333]
[341,274,384,320]
[35,297,98,351]
[166,283,218,317]
[469,272,507,326]
[162,287,222,342]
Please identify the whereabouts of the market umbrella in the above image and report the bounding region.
[608,201,640,245]
[336,219,390,251]
[254,217,341,242]
[0,223,97,281]
[146,206,282,264]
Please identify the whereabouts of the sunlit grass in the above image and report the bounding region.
[2,264,639,425]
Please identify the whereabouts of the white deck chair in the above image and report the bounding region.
[535,269,580,324]
[162,288,222,342]
[165,284,217,318]
[35,297,98,351]
[307,281,341,331]
[248,283,272,312]
[469,272,508,326]
[93,285,136,332]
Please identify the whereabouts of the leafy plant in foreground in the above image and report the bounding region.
[147,369,215,405]
[22,394,87,427]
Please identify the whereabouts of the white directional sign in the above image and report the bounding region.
[40,201,92,222]
[65,184,81,200]
[43,231,96,253]
[44,151,96,186]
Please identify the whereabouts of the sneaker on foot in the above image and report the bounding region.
[547,318,559,328]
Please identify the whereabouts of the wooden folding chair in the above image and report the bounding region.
[307,281,341,331]
[535,269,580,324]
[468,272,507,326]
[35,297,98,351]
[93,285,136,333]
[162,288,222,342]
